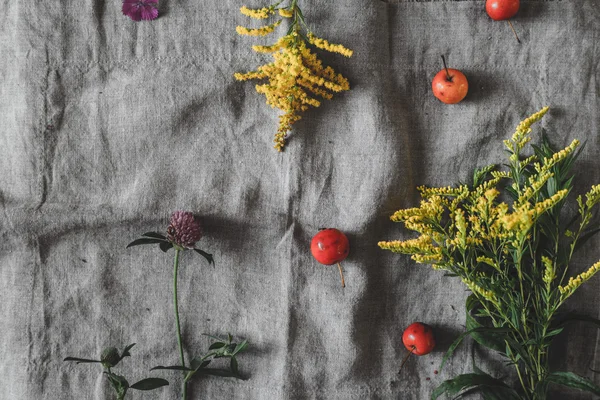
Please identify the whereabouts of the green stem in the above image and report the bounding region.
[173,249,187,400]
[514,362,530,400]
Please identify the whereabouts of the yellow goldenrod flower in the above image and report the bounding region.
[236,20,281,36]
[234,70,268,81]
[462,278,499,306]
[559,261,600,300]
[240,5,275,19]
[235,4,352,151]
[418,185,468,199]
[504,107,549,159]
[307,33,353,57]
[516,170,553,206]
[491,170,510,179]
[378,235,438,256]
[452,208,468,250]
[412,252,444,264]
[278,8,293,18]
[585,184,600,208]
[535,139,580,174]
[531,189,568,216]
[252,38,286,53]
[542,256,556,286]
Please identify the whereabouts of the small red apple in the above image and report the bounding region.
[310,228,349,287]
[398,322,436,373]
[402,322,436,356]
[432,56,468,104]
[486,0,519,21]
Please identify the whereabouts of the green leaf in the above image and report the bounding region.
[574,227,600,252]
[432,373,519,400]
[203,333,224,341]
[159,241,173,253]
[190,357,211,371]
[230,357,239,375]
[150,365,195,372]
[465,295,505,352]
[546,371,600,395]
[126,238,166,248]
[121,343,136,358]
[440,327,512,372]
[130,378,169,391]
[544,328,564,338]
[142,232,166,240]
[233,339,249,355]
[554,313,600,329]
[547,176,558,196]
[199,368,246,380]
[193,249,214,265]
[463,385,521,400]
[502,336,536,372]
[209,342,226,350]
[63,357,102,364]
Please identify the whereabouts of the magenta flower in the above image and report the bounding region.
[122,0,159,22]
[167,211,202,249]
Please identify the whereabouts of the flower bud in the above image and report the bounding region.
[100,347,121,368]
[167,211,202,249]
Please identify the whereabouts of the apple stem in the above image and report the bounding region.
[507,20,521,44]
[337,263,346,288]
[441,55,451,81]
[398,346,416,374]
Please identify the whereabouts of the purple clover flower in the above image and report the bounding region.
[122,0,159,22]
[167,211,202,249]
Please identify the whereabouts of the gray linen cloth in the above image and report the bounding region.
[0,0,598,398]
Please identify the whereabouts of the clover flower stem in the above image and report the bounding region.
[173,249,188,400]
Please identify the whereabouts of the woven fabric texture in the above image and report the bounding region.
[0,0,598,398]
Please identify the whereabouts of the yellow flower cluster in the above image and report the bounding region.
[236,20,282,37]
[500,190,568,244]
[235,5,352,151]
[477,256,502,273]
[472,177,503,198]
[251,36,287,53]
[516,170,553,206]
[585,184,600,208]
[378,235,435,254]
[391,196,444,223]
[418,185,469,199]
[559,261,600,299]
[531,189,568,216]
[542,256,555,286]
[534,139,580,174]
[451,208,468,249]
[307,33,353,57]
[491,170,510,179]
[240,5,275,19]
[278,8,293,18]
[504,106,549,156]
[462,278,499,306]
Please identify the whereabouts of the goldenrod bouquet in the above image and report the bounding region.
[379,107,600,399]
[235,0,352,151]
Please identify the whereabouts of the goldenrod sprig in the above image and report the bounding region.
[379,107,600,399]
[235,0,352,151]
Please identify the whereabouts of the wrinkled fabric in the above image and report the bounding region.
[0,0,599,399]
